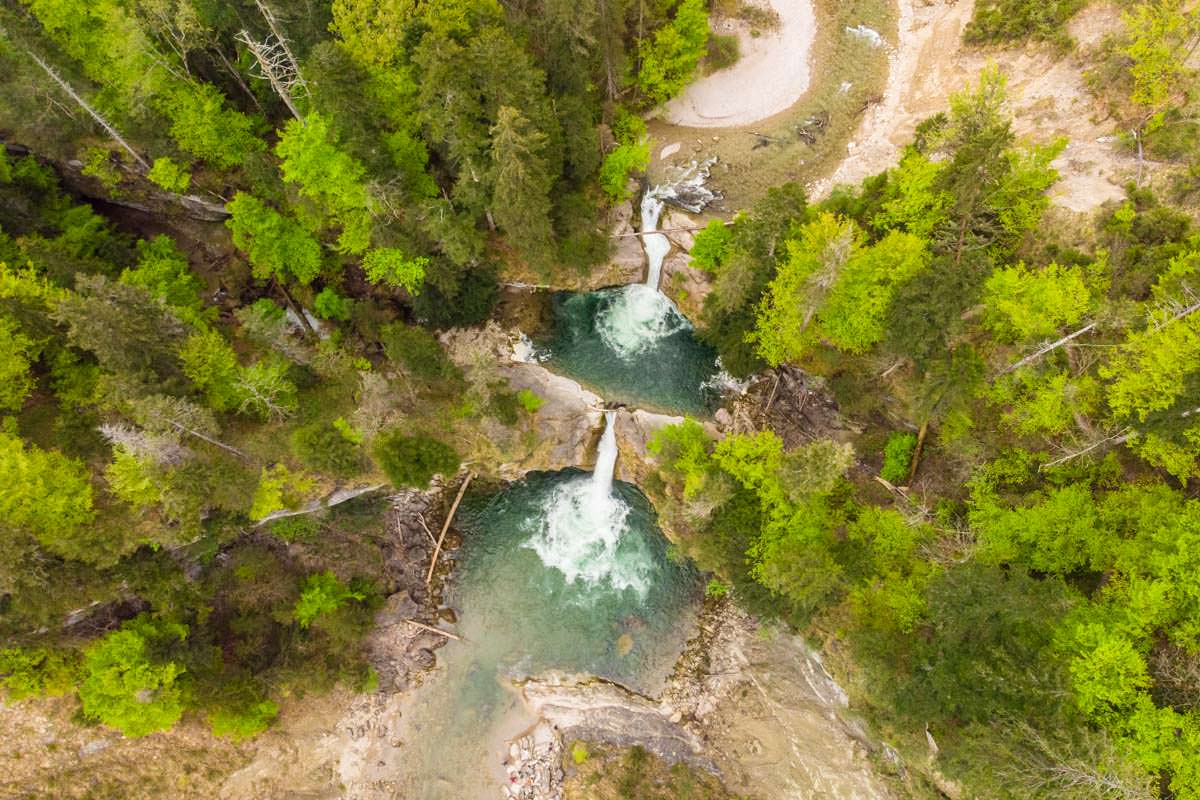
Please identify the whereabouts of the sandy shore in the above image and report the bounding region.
[663,0,817,128]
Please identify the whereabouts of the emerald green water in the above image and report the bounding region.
[395,469,700,799]
[540,288,723,415]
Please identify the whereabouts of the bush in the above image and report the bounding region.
[517,388,544,413]
[0,647,78,699]
[704,33,740,73]
[600,141,649,202]
[293,571,364,629]
[964,0,1086,48]
[380,322,453,380]
[689,220,733,271]
[373,431,460,488]
[881,431,918,484]
[313,287,353,321]
[147,157,192,193]
[291,422,362,477]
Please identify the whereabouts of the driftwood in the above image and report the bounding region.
[405,619,463,642]
[426,472,474,586]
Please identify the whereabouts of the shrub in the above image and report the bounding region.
[313,287,353,321]
[249,464,316,521]
[147,157,192,193]
[881,432,918,484]
[0,648,77,699]
[293,571,364,629]
[291,422,362,477]
[362,248,428,293]
[517,388,544,413]
[964,0,1086,48]
[373,432,459,488]
[689,220,733,271]
[78,616,188,737]
[600,141,649,202]
[380,322,452,380]
[704,33,740,73]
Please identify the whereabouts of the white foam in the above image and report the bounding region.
[595,284,691,359]
[525,412,653,598]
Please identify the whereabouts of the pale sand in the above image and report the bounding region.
[663,0,817,128]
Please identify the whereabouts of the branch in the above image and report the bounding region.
[995,322,1097,378]
[167,420,252,461]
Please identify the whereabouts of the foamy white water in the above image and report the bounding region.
[596,284,691,359]
[525,411,652,597]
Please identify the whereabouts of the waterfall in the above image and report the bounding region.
[591,409,618,500]
[640,190,671,291]
[525,409,652,598]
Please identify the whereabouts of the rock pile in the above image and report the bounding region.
[502,720,564,800]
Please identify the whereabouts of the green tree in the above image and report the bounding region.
[362,248,427,293]
[637,0,710,105]
[275,114,374,255]
[78,615,188,737]
[490,106,556,267]
[0,430,95,559]
[226,193,323,285]
[983,261,1094,342]
[0,315,34,411]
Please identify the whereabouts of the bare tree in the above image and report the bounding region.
[23,49,150,170]
[235,0,308,121]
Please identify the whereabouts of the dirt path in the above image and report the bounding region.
[664,0,817,128]
[811,0,1140,212]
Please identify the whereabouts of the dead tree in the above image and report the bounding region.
[24,49,150,170]
[236,0,308,121]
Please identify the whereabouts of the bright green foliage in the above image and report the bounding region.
[0,647,77,699]
[649,417,716,499]
[249,464,316,521]
[293,571,364,629]
[989,368,1100,436]
[362,248,428,293]
[120,236,206,322]
[181,328,241,412]
[226,193,324,285]
[847,508,936,634]
[516,388,543,413]
[234,358,299,420]
[208,697,279,740]
[972,483,1107,573]
[291,422,362,477]
[106,448,163,509]
[78,616,188,737]
[162,84,264,168]
[599,142,649,202]
[872,150,951,238]
[1122,1,1200,133]
[1100,259,1200,479]
[275,114,374,255]
[752,215,928,363]
[82,147,121,193]
[1068,624,1150,720]
[0,315,34,412]
[373,432,460,488]
[147,157,191,193]
[880,432,917,484]
[637,0,710,105]
[689,220,733,272]
[313,287,353,321]
[0,431,95,557]
[983,261,1093,342]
